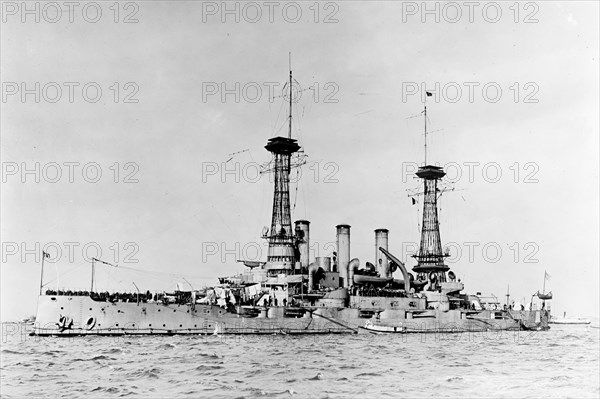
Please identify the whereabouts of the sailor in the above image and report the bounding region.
[263,298,268,308]
[283,298,287,307]
[274,298,278,307]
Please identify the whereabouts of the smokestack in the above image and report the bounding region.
[295,220,310,269]
[375,229,389,277]
[315,257,331,272]
[336,224,351,287]
[308,262,319,292]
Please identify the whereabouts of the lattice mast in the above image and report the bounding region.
[264,55,300,267]
[412,101,449,282]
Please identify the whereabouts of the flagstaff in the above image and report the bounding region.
[39,251,49,295]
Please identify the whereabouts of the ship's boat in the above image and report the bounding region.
[353,275,393,286]
[241,261,265,269]
[549,318,591,325]
[519,321,549,331]
[360,320,406,333]
[388,278,427,290]
[537,292,553,300]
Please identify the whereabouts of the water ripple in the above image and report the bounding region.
[1,325,598,398]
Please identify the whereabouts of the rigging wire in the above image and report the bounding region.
[48,74,318,291]
[43,86,309,293]
[272,94,286,136]
[292,166,300,213]
[43,261,86,289]
[97,261,210,280]
[43,255,218,292]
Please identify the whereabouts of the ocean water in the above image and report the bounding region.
[1,324,599,398]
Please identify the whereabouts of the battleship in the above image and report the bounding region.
[30,66,550,337]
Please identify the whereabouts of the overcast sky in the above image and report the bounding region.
[1,1,598,321]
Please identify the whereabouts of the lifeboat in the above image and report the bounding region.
[353,275,393,286]
[537,291,553,300]
[389,278,427,290]
[360,320,406,333]
[549,317,590,325]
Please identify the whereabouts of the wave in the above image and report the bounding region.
[127,367,162,380]
[2,330,596,399]
[197,352,220,359]
[308,373,324,380]
[355,372,379,378]
[90,355,116,361]
[195,364,224,371]
[0,349,22,355]
[155,343,176,350]
[90,386,120,394]
[40,351,60,357]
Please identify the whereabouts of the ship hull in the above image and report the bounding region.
[549,319,590,325]
[29,295,547,336]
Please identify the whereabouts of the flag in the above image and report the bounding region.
[426,91,433,97]
[411,197,417,205]
[544,271,551,280]
[43,251,50,259]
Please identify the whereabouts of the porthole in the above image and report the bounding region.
[89,308,92,311]
[60,307,64,310]
[149,324,152,327]
[179,324,182,327]
[162,324,166,327]
[116,323,119,327]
